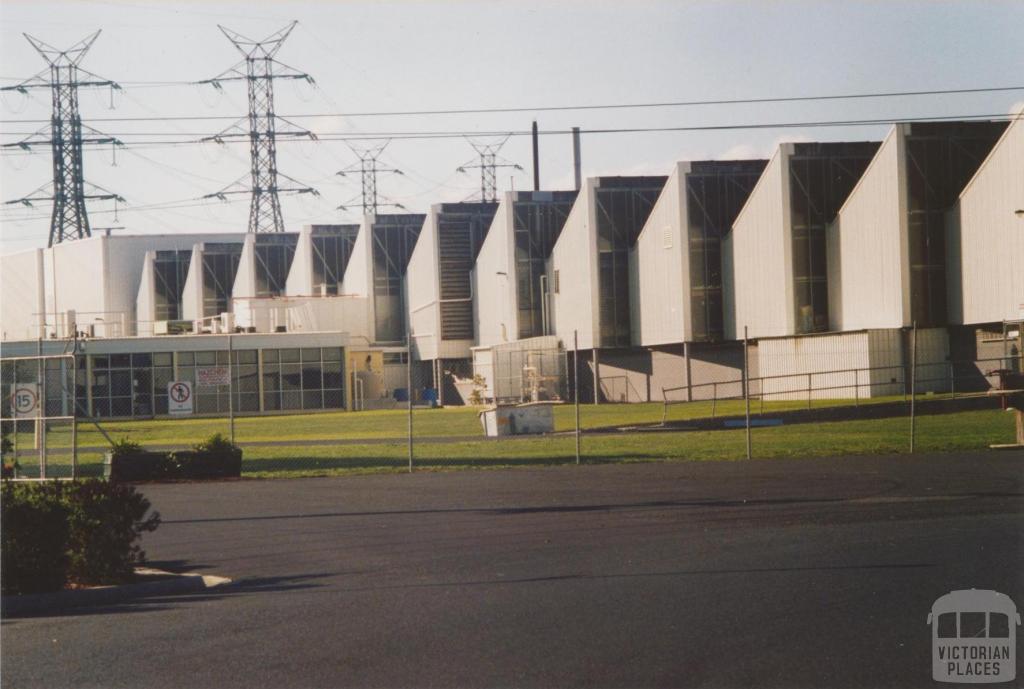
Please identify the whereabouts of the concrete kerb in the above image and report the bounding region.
[1,568,233,617]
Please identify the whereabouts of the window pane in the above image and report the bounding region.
[262,349,280,364]
[960,612,986,638]
[280,348,300,363]
[196,351,216,365]
[989,613,1009,638]
[937,613,957,639]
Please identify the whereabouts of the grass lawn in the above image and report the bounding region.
[14,392,942,450]
[31,408,1016,480]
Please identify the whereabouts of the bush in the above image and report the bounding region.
[0,480,161,595]
[109,436,145,457]
[192,432,240,455]
[1,421,15,479]
[62,481,161,585]
[1,482,69,594]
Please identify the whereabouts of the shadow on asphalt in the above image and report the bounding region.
[242,455,592,474]
[1,573,329,622]
[158,490,1010,526]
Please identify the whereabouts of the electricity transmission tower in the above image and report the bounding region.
[1,31,124,247]
[456,135,522,203]
[336,140,405,214]
[199,21,318,233]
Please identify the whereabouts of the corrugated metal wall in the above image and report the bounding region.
[727,148,791,339]
[634,163,687,346]
[954,116,1024,325]
[828,128,906,330]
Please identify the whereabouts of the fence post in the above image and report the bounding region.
[228,332,235,445]
[807,373,812,410]
[910,321,917,453]
[854,368,859,407]
[37,338,45,480]
[71,353,78,479]
[661,387,667,426]
[574,330,581,465]
[744,326,751,460]
[949,362,956,400]
[407,336,413,473]
[711,383,717,418]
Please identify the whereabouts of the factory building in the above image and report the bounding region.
[544,176,666,402]
[817,120,1010,397]
[471,190,577,402]
[406,202,497,402]
[723,141,881,339]
[947,114,1024,327]
[3,117,1020,417]
[632,160,766,401]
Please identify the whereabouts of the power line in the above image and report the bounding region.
[2,85,1022,124]
[0,112,1016,149]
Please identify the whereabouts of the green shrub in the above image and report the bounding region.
[110,436,145,457]
[62,481,161,585]
[193,432,240,454]
[1,482,70,594]
[1,421,15,478]
[0,480,161,594]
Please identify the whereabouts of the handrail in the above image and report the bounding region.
[659,355,1017,423]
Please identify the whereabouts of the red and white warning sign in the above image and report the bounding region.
[167,381,193,415]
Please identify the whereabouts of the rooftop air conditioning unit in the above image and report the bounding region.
[153,320,194,336]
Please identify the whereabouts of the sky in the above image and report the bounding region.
[1,0,1022,254]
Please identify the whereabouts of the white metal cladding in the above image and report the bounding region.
[134,251,157,335]
[284,226,316,296]
[471,196,516,348]
[549,179,599,350]
[908,327,951,394]
[826,127,908,331]
[726,147,792,339]
[634,162,688,346]
[0,248,46,341]
[759,330,874,399]
[339,217,372,298]
[406,210,440,361]
[1,233,239,341]
[952,114,1024,325]
[757,327,950,400]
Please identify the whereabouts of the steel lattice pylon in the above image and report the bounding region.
[336,140,405,214]
[200,21,318,233]
[456,136,522,203]
[1,31,124,247]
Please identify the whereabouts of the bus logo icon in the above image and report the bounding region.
[928,590,1020,683]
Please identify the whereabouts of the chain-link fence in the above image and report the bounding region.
[2,329,1019,480]
[1,354,80,479]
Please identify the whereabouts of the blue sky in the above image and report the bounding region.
[1,0,1022,252]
